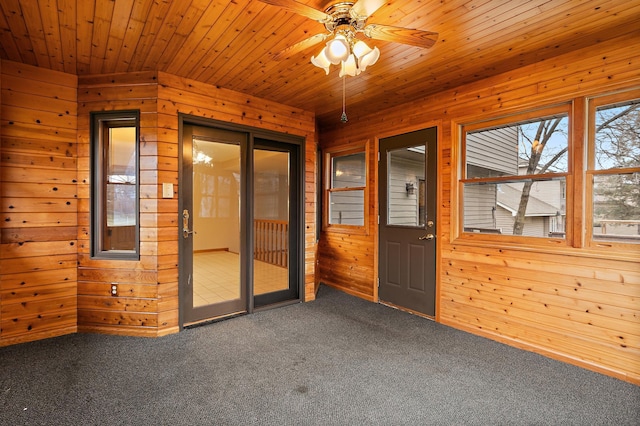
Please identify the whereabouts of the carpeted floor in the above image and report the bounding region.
[1,285,638,425]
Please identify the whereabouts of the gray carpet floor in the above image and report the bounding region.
[1,285,638,425]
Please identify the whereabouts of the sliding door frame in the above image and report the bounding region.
[177,114,306,327]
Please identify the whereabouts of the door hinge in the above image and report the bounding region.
[377,277,380,288]
[378,151,380,161]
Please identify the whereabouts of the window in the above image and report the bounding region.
[587,91,640,247]
[460,106,570,239]
[91,111,140,259]
[323,142,368,233]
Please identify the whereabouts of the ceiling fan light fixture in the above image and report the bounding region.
[325,34,351,64]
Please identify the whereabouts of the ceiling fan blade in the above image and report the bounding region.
[273,33,329,60]
[351,0,387,18]
[364,24,438,48]
[257,0,329,22]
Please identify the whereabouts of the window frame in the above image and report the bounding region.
[90,110,141,260]
[458,103,572,244]
[322,140,370,235]
[586,89,640,251]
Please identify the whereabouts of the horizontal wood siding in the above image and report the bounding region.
[318,139,377,301]
[0,60,78,346]
[77,71,169,337]
[319,36,640,383]
[156,71,317,302]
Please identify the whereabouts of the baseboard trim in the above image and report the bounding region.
[0,326,77,348]
[440,318,640,386]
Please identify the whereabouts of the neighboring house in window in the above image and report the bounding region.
[464,127,517,233]
[323,141,369,233]
[388,150,425,227]
[496,181,565,237]
[463,125,567,237]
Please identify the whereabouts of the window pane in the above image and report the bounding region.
[388,146,425,226]
[463,178,566,238]
[104,126,137,251]
[329,190,364,226]
[106,127,136,227]
[466,115,569,178]
[92,111,139,258]
[254,150,289,221]
[332,153,365,188]
[594,100,640,170]
[592,172,640,243]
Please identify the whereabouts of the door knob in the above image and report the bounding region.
[419,233,435,240]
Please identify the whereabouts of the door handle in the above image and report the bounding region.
[419,233,435,241]
[182,209,196,239]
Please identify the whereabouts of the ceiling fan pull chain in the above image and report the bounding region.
[341,75,348,123]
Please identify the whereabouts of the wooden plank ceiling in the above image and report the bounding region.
[1,0,639,128]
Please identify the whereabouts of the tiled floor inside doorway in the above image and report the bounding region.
[192,251,288,306]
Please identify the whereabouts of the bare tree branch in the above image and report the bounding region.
[596,104,639,133]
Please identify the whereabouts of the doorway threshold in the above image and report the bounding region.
[379,300,435,321]
[184,311,246,329]
[254,298,301,313]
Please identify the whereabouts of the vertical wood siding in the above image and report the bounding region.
[0,61,78,346]
[319,36,640,383]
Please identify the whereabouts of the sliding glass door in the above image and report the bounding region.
[180,123,301,326]
[253,140,300,308]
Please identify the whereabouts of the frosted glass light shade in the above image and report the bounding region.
[339,54,360,78]
[325,34,350,64]
[352,40,372,59]
[311,48,331,75]
[359,46,380,71]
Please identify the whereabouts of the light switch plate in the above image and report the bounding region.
[162,183,174,198]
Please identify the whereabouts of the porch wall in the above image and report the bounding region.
[0,61,79,346]
[319,34,640,383]
[75,71,317,337]
[77,71,166,336]
[1,61,316,344]
[155,71,318,304]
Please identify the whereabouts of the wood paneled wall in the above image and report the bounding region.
[77,71,170,336]
[1,61,78,346]
[75,70,317,337]
[155,71,318,301]
[319,35,640,383]
[1,58,316,343]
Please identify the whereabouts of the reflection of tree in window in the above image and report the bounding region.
[464,113,569,237]
[592,99,640,240]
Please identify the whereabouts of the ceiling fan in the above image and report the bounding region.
[258,0,439,72]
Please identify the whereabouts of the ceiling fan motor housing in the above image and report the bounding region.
[324,2,367,35]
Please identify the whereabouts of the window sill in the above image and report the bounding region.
[323,224,369,236]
